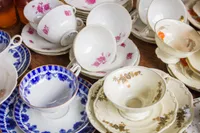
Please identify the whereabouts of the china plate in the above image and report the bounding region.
[184,0,200,29]
[0,77,94,133]
[184,98,200,133]
[69,38,140,78]
[168,62,200,91]
[64,0,129,11]
[131,10,155,44]
[21,24,71,54]
[93,87,178,133]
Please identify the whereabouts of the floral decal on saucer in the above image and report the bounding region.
[103,120,130,133]
[92,53,111,67]
[35,2,51,14]
[43,25,49,35]
[29,40,34,43]
[126,53,133,60]
[188,9,200,23]
[85,0,96,5]
[120,43,126,48]
[65,10,72,16]
[116,33,126,42]
[27,27,34,35]
[176,105,190,128]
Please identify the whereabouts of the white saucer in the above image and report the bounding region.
[130,10,155,44]
[21,24,71,54]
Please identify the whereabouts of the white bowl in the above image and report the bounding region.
[87,3,132,45]
[155,19,200,58]
[147,0,187,32]
[73,25,117,72]
[104,66,166,120]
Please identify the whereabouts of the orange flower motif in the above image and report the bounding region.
[180,58,188,67]
[158,31,165,40]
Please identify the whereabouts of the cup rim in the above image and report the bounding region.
[154,18,200,54]
[18,64,80,109]
[103,66,167,110]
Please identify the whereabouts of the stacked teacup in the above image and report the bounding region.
[22,0,85,55]
[69,3,140,79]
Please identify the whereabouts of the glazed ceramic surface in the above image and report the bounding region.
[147,0,187,32]
[15,82,91,133]
[64,0,128,11]
[87,3,132,45]
[131,10,155,44]
[155,19,200,58]
[168,61,200,92]
[184,98,200,133]
[104,66,166,120]
[187,50,200,75]
[94,87,177,133]
[73,25,117,72]
[19,65,81,115]
[0,59,17,104]
[22,24,71,54]
[24,0,62,23]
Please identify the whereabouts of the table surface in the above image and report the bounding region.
[1,4,200,133]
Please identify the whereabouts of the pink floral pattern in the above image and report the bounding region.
[85,0,96,4]
[120,43,126,47]
[64,10,72,16]
[43,25,49,35]
[29,40,34,43]
[27,27,34,34]
[115,33,126,42]
[35,2,51,14]
[126,53,133,60]
[92,53,111,67]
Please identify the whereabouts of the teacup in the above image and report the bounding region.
[0,30,22,58]
[147,0,187,32]
[73,25,117,72]
[19,64,81,119]
[155,19,200,60]
[86,3,132,45]
[37,5,84,46]
[104,66,166,121]
[24,0,63,24]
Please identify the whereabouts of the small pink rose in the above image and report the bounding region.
[85,0,96,4]
[93,61,100,67]
[43,25,49,35]
[27,27,34,34]
[29,40,34,43]
[120,43,126,47]
[127,53,133,60]
[37,5,43,13]
[65,10,71,16]
[44,3,51,11]
[115,36,120,42]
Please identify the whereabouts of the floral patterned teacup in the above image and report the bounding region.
[103,66,167,121]
[37,5,84,46]
[24,0,62,24]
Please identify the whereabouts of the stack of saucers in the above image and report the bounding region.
[86,66,194,133]
[22,0,85,56]
[64,0,133,22]
[131,0,187,44]
[68,3,140,79]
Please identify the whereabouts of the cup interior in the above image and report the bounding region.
[0,31,10,53]
[104,67,166,109]
[19,65,78,108]
[155,19,200,53]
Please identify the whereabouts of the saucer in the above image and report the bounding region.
[93,87,178,132]
[168,61,200,92]
[21,24,71,54]
[130,10,155,44]
[184,0,200,29]
[35,49,69,56]
[184,98,200,133]
[186,50,200,76]
[69,38,140,78]
[152,69,194,133]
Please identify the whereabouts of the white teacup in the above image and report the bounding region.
[24,0,63,24]
[155,19,200,61]
[104,66,166,121]
[37,5,84,46]
[86,3,132,45]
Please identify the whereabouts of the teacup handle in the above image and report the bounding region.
[9,35,22,49]
[76,18,85,31]
[60,30,78,46]
[67,58,81,77]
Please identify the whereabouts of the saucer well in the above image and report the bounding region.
[93,87,178,133]
[21,24,71,55]
[131,10,155,44]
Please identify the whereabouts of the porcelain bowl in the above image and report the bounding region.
[73,25,117,72]
[155,19,200,58]
[147,0,187,32]
[19,65,79,115]
[86,3,132,45]
[103,66,166,120]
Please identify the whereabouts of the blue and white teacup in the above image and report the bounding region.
[19,64,81,119]
[0,30,22,59]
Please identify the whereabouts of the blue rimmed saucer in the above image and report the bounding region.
[13,80,95,133]
[0,78,95,133]
[8,45,31,77]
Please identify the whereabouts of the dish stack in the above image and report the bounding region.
[63,0,134,22]
[86,67,194,133]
